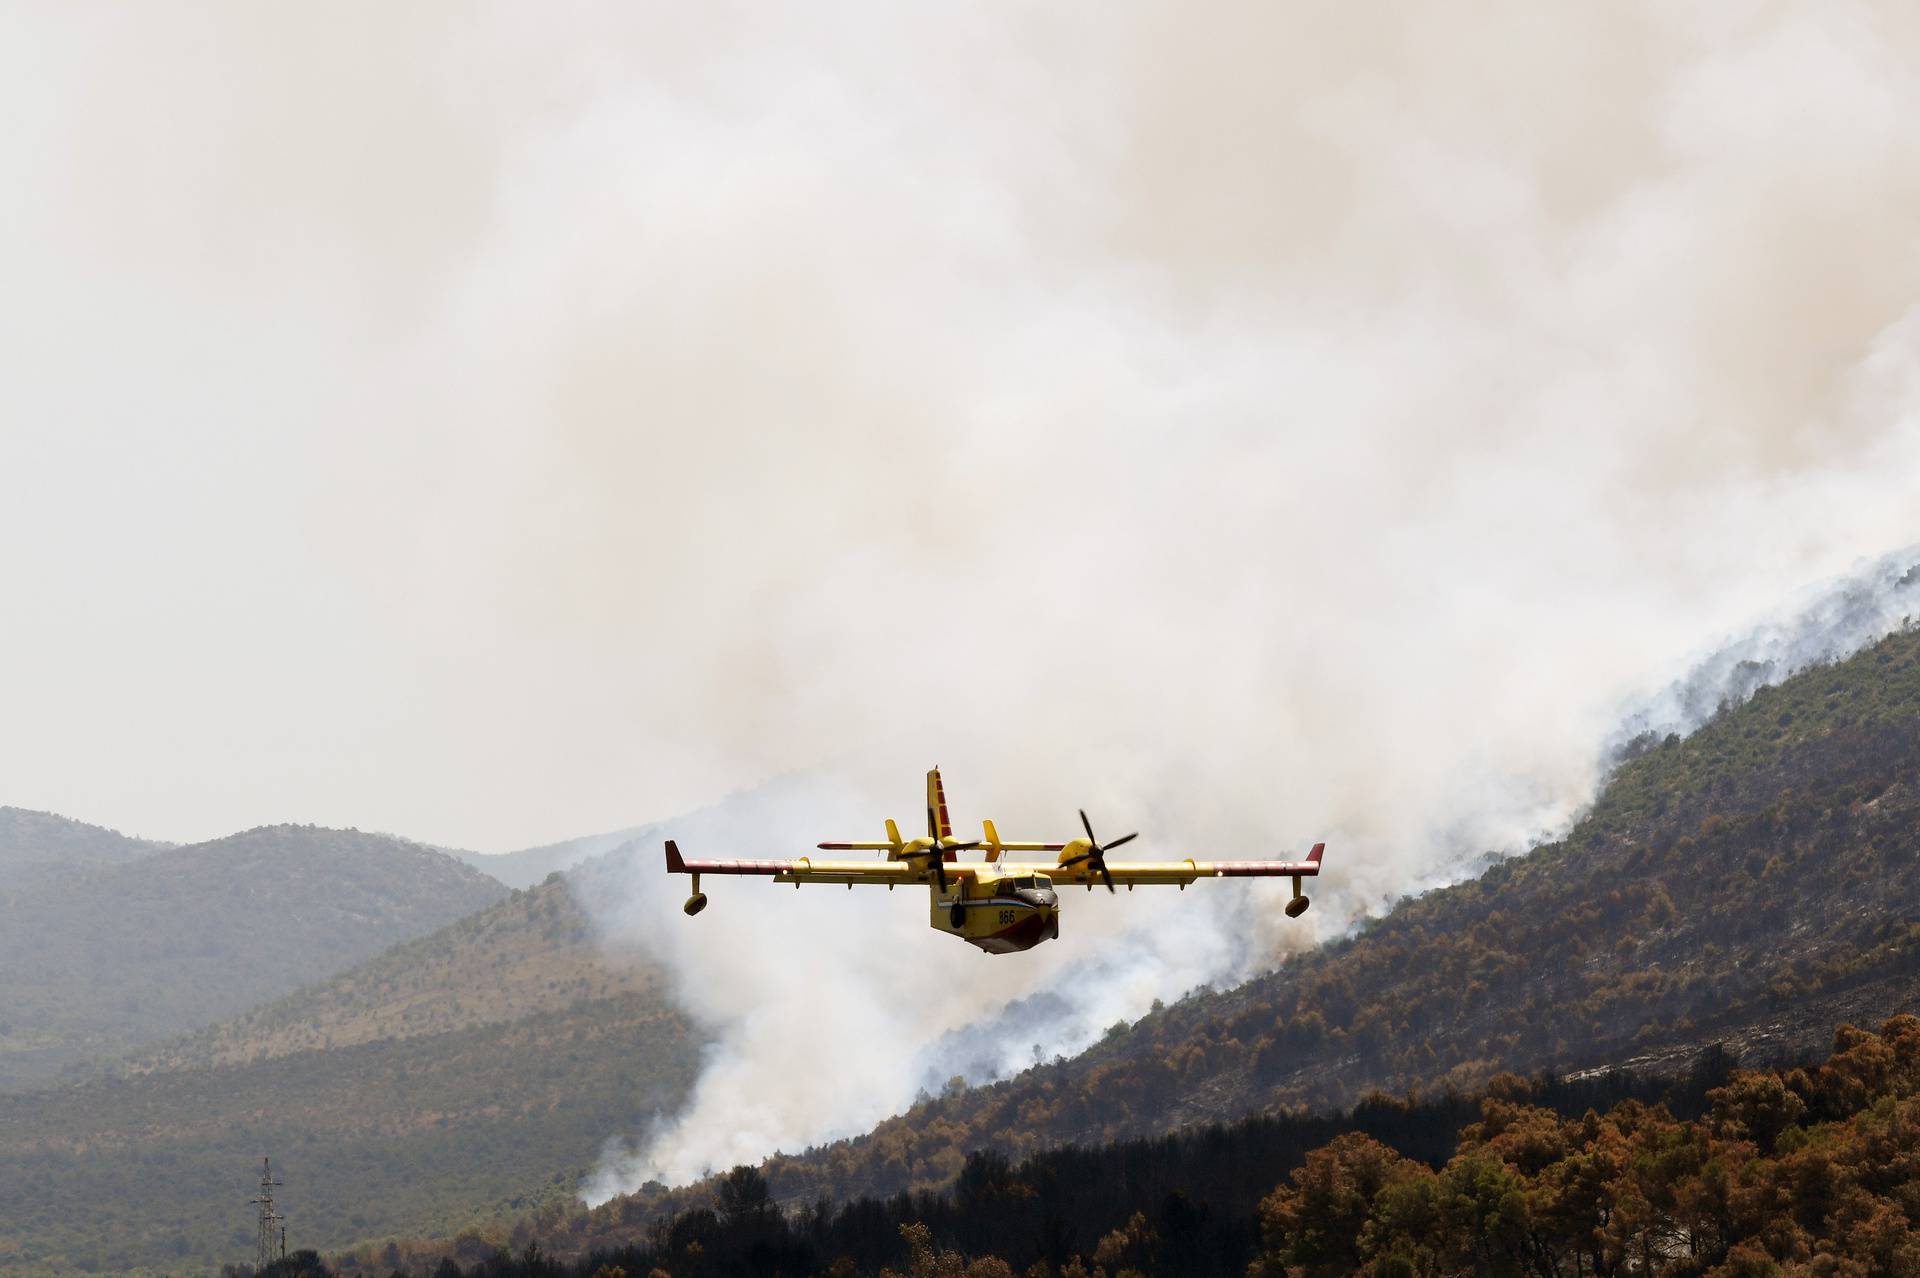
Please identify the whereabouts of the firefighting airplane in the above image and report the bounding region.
[664,767,1327,954]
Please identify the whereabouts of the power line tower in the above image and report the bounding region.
[248,1157,285,1273]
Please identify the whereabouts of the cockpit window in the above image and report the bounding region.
[1011,876,1035,889]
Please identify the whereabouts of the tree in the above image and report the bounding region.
[714,1164,773,1227]
[1709,1071,1806,1153]
[1252,1133,1424,1277]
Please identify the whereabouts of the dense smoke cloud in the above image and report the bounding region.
[5,0,1920,1202]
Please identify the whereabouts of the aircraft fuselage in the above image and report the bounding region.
[932,876,1060,953]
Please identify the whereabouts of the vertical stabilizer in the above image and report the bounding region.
[927,767,954,841]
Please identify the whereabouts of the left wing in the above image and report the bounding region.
[996,842,1327,888]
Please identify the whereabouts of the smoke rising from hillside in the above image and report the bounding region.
[6,0,1920,1204]
[1610,544,1920,758]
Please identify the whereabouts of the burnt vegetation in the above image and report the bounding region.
[335,1016,1920,1276]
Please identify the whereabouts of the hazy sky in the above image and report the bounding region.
[4,2,1920,855]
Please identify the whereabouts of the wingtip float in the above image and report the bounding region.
[662,768,1328,954]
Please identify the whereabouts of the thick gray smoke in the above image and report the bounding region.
[5,0,1920,1208]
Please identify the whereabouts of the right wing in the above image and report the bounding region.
[666,839,948,886]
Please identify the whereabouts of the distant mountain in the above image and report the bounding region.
[132,854,661,1072]
[0,805,172,877]
[0,824,508,1090]
[0,872,702,1275]
[565,622,1920,1218]
[455,826,655,890]
[454,772,825,889]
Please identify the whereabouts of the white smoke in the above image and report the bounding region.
[1609,543,1920,758]
[6,0,1920,1209]
[572,765,1267,1198]
[548,2,1920,1201]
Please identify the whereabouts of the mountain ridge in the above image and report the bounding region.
[0,824,509,1090]
[0,805,173,878]
[0,869,704,1274]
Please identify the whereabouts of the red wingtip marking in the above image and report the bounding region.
[665,839,688,874]
[1307,842,1325,863]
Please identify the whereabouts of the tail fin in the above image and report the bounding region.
[927,767,954,841]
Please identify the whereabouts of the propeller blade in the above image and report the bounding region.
[1079,809,1097,844]
[946,841,982,852]
[1101,863,1116,894]
[1105,832,1139,851]
[933,859,948,894]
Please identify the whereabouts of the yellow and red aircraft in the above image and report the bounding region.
[664,768,1326,954]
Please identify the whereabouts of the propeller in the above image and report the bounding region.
[914,801,982,895]
[1059,809,1137,893]
[931,842,984,894]
[904,837,980,895]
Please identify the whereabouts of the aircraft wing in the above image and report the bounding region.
[996,842,1327,888]
[665,840,962,886]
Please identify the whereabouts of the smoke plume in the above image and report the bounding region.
[6,0,1920,1205]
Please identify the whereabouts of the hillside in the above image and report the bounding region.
[133,865,666,1071]
[0,825,508,1090]
[556,623,1920,1222]
[0,806,171,877]
[0,873,704,1276]
[352,1016,1920,1278]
